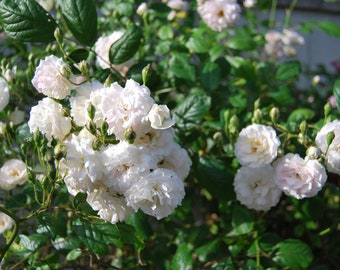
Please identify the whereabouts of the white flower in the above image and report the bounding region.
[62,129,102,196]
[35,0,54,11]
[315,120,340,175]
[70,80,105,127]
[0,159,28,190]
[244,0,256,8]
[28,97,72,143]
[234,124,280,167]
[137,2,148,16]
[87,188,134,224]
[274,153,327,199]
[197,0,241,32]
[9,109,25,125]
[282,29,305,46]
[100,79,155,140]
[125,168,185,219]
[0,77,10,112]
[234,165,281,211]
[1,65,16,83]
[166,0,189,11]
[0,212,14,234]
[147,104,175,129]
[31,55,75,99]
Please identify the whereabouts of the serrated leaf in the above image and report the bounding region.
[0,0,56,43]
[201,62,221,90]
[276,61,301,81]
[173,91,211,129]
[227,36,257,51]
[333,79,340,112]
[186,35,211,53]
[61,0,97,46]
[172,244,193,270]
[72,218,121,254]
[272,239,313,268]
[169,53,195,81]
[109,25,143,64]
[196,157,235,201]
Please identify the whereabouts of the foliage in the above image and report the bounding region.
[0,0,339,269]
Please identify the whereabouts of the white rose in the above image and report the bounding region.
[87,188,134,224]
[28,97,72,143]
[274,153,327,199]
[100,79,155,140]
[234,165,282,211]
[197,0,241,32]
[315,120,340,175]
[147,104,175,130]
[0,77,10,112]
[31,55,75,99]
[0,159,28,190]
[125,168,185,219]
[235,124,280,167]
[282,29,305,46]
[0,212,14,234]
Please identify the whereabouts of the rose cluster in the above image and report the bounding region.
[234,123,330,211]
[28,55,192,223]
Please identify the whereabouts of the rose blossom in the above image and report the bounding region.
[234,165,281,211]
[234,124,280,167]
[31,55,75,99]
[28,97,72,143]
[0,159,28,190]
[315,120,340,175]
[0,77,10,112]
[274,153,327,199]
[125,168,185,219]
[0,212,14,234]
[197,0,241,32]
[147,104,175,129]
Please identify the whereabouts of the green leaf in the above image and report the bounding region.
[195,239,221,262]
[276,61,301,81]
[171,244,193,270]
[68,48,90,63]
[258,233,281,252]
[196,157,235,201]
[169,53,195,81]
[66,248,82,261]
[272,239,313,269]
[173,91,211,129]
[72,218,121,254]
[52,236,81,251]
[186,35,211,53]
[0,0,56,43]
[201,62,221,90]
[316,21,340,37]
[288,108,315,124]
[228,205,254,236]
[227,36,257,51]
[333,79,340,112]
[19,234,48,252]
[61,0,97,46]
[109,25,143,64]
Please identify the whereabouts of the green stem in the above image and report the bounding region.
[0,207,19,263]
[269,0,277,28]
[284,0,298,28]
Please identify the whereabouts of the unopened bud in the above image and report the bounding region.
[54,27,63,44]
[299,120,307,135]
[252,109,262,124]
[324,102,332,118]
[254,98,261,110]
[270,107,280,125]
[60,64,71,79]
[87,103,96,120]
[54,144,67,160]
[306,146,321,160]
[326,131,335,147]
[228,115,239,134]
[78,60,90,77]
[224,109,230,123]
[142,64,151,85]
[297,133,306,145]
[124,128,136,144]
[137,2,148,16]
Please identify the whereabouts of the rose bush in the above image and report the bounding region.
[0,0,339,269]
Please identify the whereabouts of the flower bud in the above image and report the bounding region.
[54,27,63,44]
[142,64,151,85]
[78,60,90,77]
[9,109,25,125]
[87,103,96,121]
[124,128,136,144]
[252,109,262,124]
[228,115,239,134]
[269,107,280,125]
[137,2,148,16]
[254,98,261,110]
[326,131,335,147]
[306,146,321,160]
[299,120,307,135]
[60,64,71,79]
[324,102,332,118]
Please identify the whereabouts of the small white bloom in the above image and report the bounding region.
[87,188,134,224]
[125,168,185,219]
[315,120,340,175]
[31,55,75,99]
[197,0,241,32]
[137,2,148,16]
[0,77,10,112]
[0,212,14,234]
[274,153,327,199]
[28,97,72,143]
[244,0,256,8]
[235,124,280,167]
[1,65,16,83]
[282,29,305,46]
[0,159,28,190]
[9,109,25,125]
[147,104,175,129]
[234,165,281,211]
[100,79,155,140]
[166,0,189,11]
